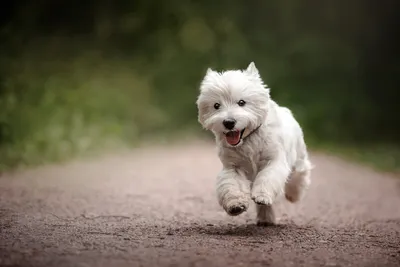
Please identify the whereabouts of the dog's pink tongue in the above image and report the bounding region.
[226,131,241,145]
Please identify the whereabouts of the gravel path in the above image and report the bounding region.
[1,141,400,267]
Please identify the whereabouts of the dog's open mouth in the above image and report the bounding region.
[225,129,245,146]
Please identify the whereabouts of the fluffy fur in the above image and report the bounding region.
[196,62,313,225]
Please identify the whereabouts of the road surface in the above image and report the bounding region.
[1,140,400,267]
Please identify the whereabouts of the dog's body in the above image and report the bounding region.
[196,62,312,225]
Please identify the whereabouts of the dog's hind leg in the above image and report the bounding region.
[256,204,276,226]
[284,159,312,203]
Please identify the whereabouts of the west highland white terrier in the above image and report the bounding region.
[196,62,313,225]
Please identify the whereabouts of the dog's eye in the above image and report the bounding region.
[238,100,246,107]
[214,103,221,110]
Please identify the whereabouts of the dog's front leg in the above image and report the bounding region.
[216,168,250,216]
[251,156,290,206]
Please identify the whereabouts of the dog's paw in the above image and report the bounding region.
[227,204,247,216]
[223,198,249,216]
[285,193,298,203]
[251,194,273,206]
[284,170,311,203]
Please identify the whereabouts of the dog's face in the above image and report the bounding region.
[196,62,270,147]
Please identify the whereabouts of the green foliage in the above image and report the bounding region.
[0,53,168,169]
[0,0,399,171]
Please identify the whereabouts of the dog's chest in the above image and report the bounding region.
[221,145,270,181]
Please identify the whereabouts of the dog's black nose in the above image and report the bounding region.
[223,119,236,130]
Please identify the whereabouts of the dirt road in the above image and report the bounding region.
[1,141,399,267]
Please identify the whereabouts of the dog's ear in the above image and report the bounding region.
[202,67,218,82]
[245,62,269,91]
[245,62,259,76]
[200,67,217,92]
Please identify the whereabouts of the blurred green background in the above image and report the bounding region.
[0,0,399,172]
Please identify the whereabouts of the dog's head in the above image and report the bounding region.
[196,62,270,147]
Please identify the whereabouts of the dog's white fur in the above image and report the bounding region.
[196,62,313,225]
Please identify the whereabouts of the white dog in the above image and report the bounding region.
[196,62,313,226]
